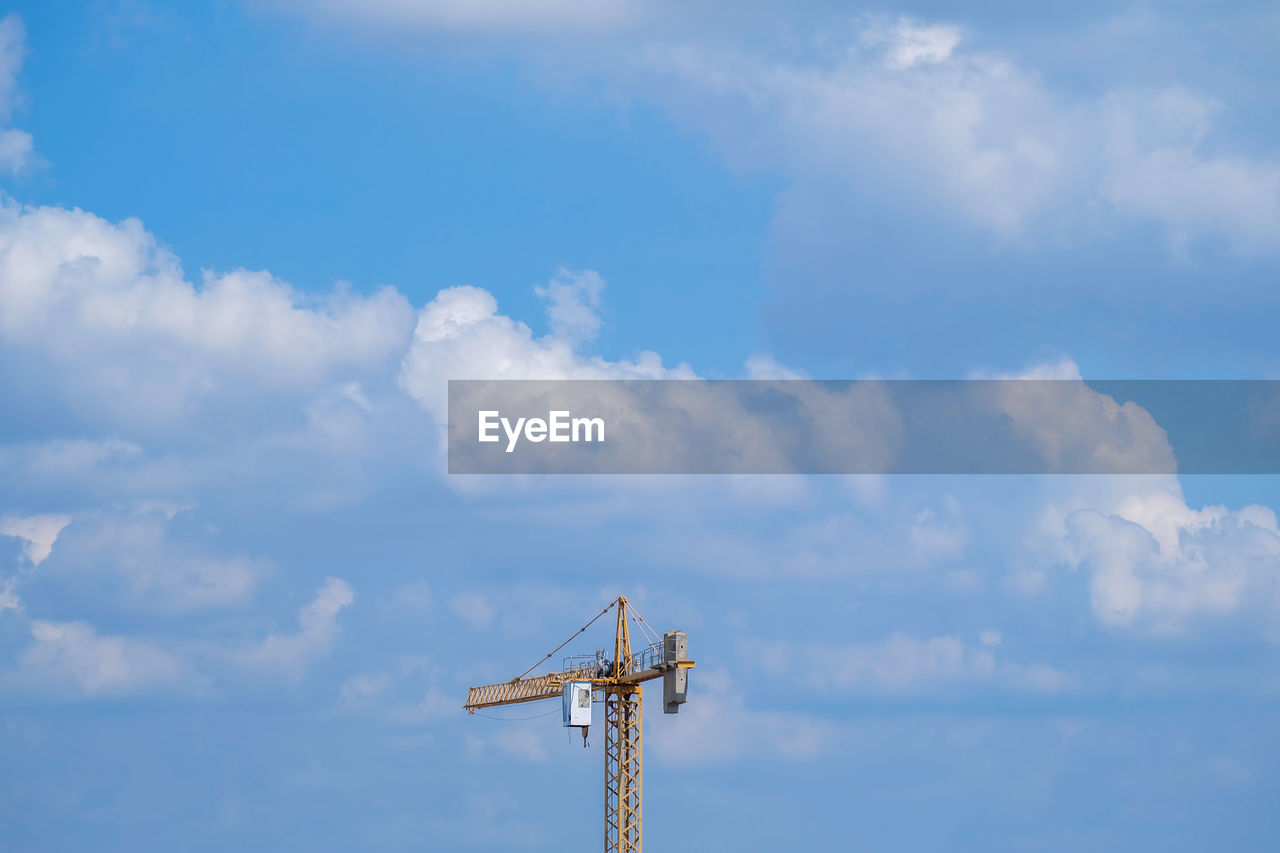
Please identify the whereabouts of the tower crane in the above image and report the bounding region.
[464,595,695,853]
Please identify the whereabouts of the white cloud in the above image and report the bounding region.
[265,0,639,35]
[758,632,1072,695]
[0,576,19,612]
[0,127,31,173]
[639,23,1073,236]
[908,496,968,563]
[1062,484,1280,634]
[235,577,355,675]
[398,270,693,423]
[340,671,394,700]
[0,199,416,428]
[0,197,828,503]
[0,196,436,514]
[403,277,911,477]
[0,14,33,174]
[638,17,1280,249]
[9,620,192,697]
[533,268,605,344]
[0,188,814,499]
[250,6,1280,250]
[386,688,459,725]
[0,15,25,117]
[743,354,807,380]
[1102,90,1280,253]
[336,654,460,725]
[648,668,836,765]
[979,361,1175,475]
[865,19,963,70]
[0,513,71,564]
[37,508,264,611]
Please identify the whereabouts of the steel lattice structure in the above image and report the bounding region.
[604,688,643,852]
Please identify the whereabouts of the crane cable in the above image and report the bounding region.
[511,599,617,682]
[473,705,562,722]
[626,600,663,651]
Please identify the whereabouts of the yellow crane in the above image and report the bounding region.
[464,595,695,853]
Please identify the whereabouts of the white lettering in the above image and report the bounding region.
[502,416,526,453]
[549,411,571,442]
[573,417,605,443]
[480,411,605,452]
[478,411,500,442]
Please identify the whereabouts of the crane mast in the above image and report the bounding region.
[463,595,694,853]
[606,599,641,852]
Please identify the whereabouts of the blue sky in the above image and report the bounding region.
[1,2,1279,851]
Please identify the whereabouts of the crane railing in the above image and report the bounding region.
[562,641,664,681]
[628,641,664,674]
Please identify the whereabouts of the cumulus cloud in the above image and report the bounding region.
[7,620,193,697]
[0,198,416,429]
[234,577,355,676]
[642,23,1070,236]
[0,191,803,492]
[973,359,1176,474]
[0,190,426,513]
[408,273,916,477]
[398,270,693,421]
[1063,484,1280,635]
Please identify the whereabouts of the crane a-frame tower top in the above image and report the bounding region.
[463,595,695,853]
